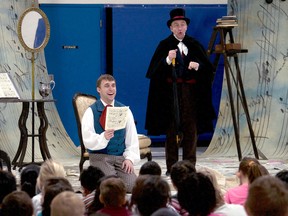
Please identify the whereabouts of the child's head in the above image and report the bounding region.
[131,175,171,216]
[177,172,216,216]
[237,157,269,184]
[42,177,74,216]
[99,177,127,208]
[139,161,162,176]
[170,160,196,189]
[80,166,105,196]
[87,175,119,214]
[275,169,288,189]
[20,164,40,197]
[198,167,224,208]
[245,175,288,216]
[51,191,85,216]
[2,191,33,216]
[37,160,66,191]
[0,170,16,204]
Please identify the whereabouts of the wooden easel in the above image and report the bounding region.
[207,25,267,161]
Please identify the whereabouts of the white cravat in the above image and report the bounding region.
[178,41,188,56]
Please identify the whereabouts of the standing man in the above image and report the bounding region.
[81,74,140,192]
[145,8,216,175]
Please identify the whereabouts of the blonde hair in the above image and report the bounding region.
[198,167,224,208]
[37,160,66,190]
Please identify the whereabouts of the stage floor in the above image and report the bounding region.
[9,147,288,194]
[57,147,288,193]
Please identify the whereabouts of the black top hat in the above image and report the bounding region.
[167,8,190,27]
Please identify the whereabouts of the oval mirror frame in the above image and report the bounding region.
[17,7,50,53]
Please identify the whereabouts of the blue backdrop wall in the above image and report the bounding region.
[111,5,226,143]
[40,4,227,146]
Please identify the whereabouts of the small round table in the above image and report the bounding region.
[9,99,55,170]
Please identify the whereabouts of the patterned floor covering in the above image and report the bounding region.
[8,147,288,195]
[57,147,288,194]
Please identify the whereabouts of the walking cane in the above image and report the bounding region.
[172,58,183,146]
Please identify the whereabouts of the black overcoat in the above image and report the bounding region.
[145,34,216,135]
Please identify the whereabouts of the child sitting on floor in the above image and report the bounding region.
[97,177,131,216]
[224,157,269,205]
[139,161,162,176]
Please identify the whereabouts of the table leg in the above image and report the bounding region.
[37,101,51,159]
[12,102,29,169]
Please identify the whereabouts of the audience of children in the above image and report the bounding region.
[2,156,288,216]
[224,157,269,205]
[51,191,85,216]
[80,166,105,214]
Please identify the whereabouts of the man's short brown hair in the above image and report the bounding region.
[96,74,115,88]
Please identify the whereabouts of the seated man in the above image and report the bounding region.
[81,74,140,193]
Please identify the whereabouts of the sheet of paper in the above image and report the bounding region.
[0,73,20,99]
[105,106,129,130]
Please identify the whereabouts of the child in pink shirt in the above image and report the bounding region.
[224,183,248,205]
[224,157,269,205]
